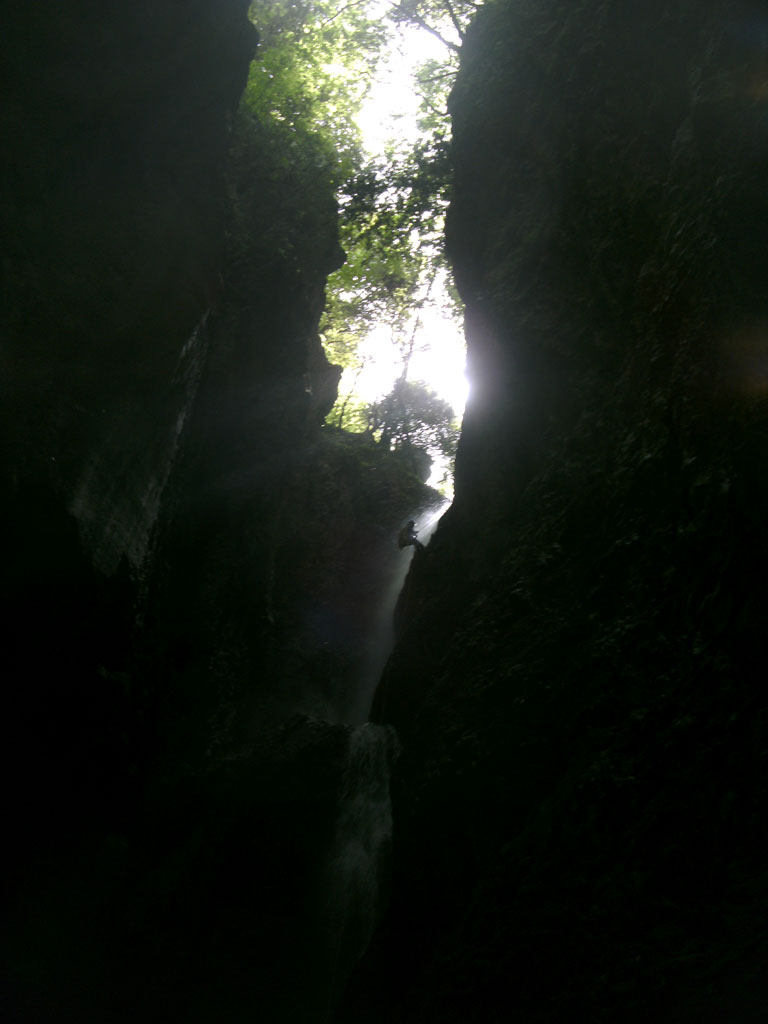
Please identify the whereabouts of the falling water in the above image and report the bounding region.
[348,498,450,724]
[319,500,450,1017]
[323,722,400,1016]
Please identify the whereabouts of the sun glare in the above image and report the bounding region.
[341,292,468,413]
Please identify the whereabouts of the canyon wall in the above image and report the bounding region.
[2,4,432,1020]
[348,2,768,1020]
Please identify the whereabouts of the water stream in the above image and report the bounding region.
[321,500,450,1016]
[348,499,450,725]
[323,722,400,1015]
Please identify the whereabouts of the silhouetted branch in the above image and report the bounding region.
[387,1,461,52]
[443,0,465,40]
[322,0,372,27]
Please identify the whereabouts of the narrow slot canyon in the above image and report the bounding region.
[4,3,768,1022]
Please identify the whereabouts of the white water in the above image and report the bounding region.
[320,501,451,1017]
[324,722,400,1014]
[348,499,450,724]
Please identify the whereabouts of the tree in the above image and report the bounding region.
[369,378,459,479]
[244,1,443,380]
[244,1,392,189]
[321,128,458,388]
[387,0,480,52]
[243,0,470,470]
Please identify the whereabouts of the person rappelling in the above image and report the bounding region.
[398,519,424,551]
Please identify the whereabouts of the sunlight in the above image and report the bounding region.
[353,327,402,401]
[409,303,469,412]
[345,14,467,489]
[343,289,468,413]
[357,22,448,154]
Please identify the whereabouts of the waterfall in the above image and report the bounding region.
[348,498,450,724]
[320,501,450,1017]
[324,722,400,1015]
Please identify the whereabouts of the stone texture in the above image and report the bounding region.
[345,2,768,1021]
[1,4,432,1020]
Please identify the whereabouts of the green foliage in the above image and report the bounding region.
[374,378,459,458]
[331,376,459,485]
[389,0,480,51]
[386,377,459,485]
[242,0,469,465]
[226,108,339,289]
[244,1,388,184]
[228,2,390,298]
[334,393,371,433]
[244,0,466,343]
[322,131,457,383]
[316,2,475,408]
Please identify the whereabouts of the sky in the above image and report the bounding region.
[338,13,469,426]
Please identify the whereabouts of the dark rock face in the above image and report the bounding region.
[2,0,256,752]
[2,4,432,1021]
[135,108,437,748]
[346,2,768,1021]
[2,0,256,918]
[2,1,256,517]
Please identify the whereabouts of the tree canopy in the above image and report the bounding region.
[245,0,386,178]
[244,0,478,483]
[376,377,460,473]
